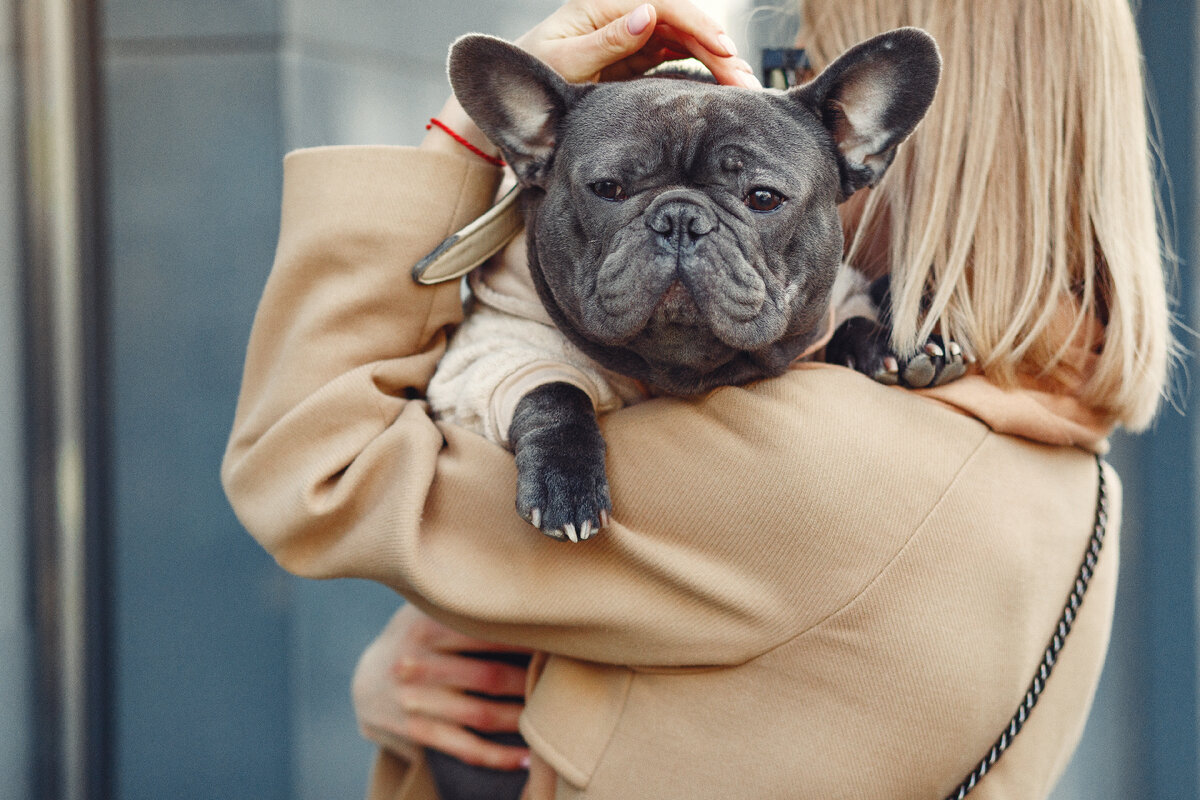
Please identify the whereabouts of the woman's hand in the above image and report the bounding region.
[515,1,761,87]
[423,1,759,159]
[352,605,533,771]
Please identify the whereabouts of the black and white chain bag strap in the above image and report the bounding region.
[944,455,1109,799]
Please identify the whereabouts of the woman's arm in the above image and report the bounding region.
[221,140,983,665]
[221,1,983,667]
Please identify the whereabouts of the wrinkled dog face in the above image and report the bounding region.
[535,81,843,391]
[450,31,940,394]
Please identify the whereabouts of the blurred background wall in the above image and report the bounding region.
[2,1,1197,798]
[103,2,290,797]
[100,2,561,797]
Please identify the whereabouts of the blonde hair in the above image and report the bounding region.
[801,0,1172,429]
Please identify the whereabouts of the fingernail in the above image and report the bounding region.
[733,58,754,74]
[627,4,652,36]
[718,33,738,57]
[520,755,532,770]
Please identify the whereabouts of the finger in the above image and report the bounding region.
[399,716,531,771]
[598,54,675,81]
[410,615,533,656]
[596,0,732,58]
[652,23,760,88]
[598,45,688,81]
[652,45,692,62]
[636,31,693,64]
[594,27,692,81]
[549,4,660,82]
[397,685,524,733]
[394,652,529,697]
[601,42,755,86]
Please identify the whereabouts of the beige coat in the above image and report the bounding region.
[222,145,1121,800]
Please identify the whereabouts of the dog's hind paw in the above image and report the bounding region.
[826,317,972,388]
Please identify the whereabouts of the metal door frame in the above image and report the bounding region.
[15,1,111,798]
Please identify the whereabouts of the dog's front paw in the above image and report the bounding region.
[826,316,972,388]
[509,382,611,543]
[515,443,611,543]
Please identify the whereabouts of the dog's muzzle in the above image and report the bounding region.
[646,190,718,254]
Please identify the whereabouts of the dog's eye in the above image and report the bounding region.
[745,188,786,213]
[591,181,628,201]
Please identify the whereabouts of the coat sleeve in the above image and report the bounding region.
[222,145,991,667]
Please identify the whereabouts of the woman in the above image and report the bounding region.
[222,0,1171,797]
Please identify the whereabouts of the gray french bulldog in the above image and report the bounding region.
[443,29,948,544]
[423,29,947,800]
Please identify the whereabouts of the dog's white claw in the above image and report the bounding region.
[530,508,541,529]
[580,520,592,540]
[600,510,610,528]
[883,356,900,374]
[924,341,945,358]
[947,341,963,358]
[563,523,578,543]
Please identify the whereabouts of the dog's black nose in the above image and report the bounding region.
[646,192,717,249]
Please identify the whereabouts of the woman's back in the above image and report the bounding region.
[513,365,1114,799]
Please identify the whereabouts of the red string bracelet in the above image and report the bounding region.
[426,118,506,167]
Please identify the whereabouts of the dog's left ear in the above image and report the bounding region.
[448,35,587,187]
[792,28,941,200]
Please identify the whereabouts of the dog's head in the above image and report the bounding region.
[449,30,939,394]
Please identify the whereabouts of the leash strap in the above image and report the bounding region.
[945,455,1109,798]
[412,184,525,285]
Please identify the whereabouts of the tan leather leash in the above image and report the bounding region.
[412,184,524,285]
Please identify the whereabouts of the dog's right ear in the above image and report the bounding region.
[448,35,584,187]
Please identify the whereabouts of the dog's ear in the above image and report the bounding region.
[792,28,940,200]
[448,35,584,187]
